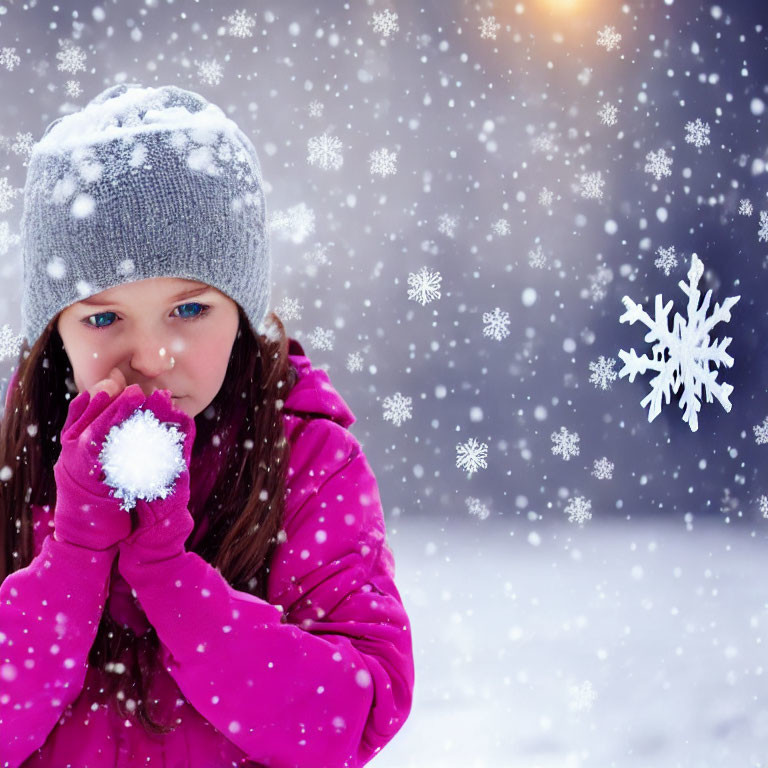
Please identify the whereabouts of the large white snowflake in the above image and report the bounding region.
[617,253,741,432]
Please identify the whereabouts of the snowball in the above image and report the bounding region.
[99,406,189,512]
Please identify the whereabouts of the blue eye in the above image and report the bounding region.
[82,302,211,330]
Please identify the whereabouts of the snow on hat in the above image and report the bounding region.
[19,82,270,348]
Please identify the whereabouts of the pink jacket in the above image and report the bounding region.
[0,339,414,767]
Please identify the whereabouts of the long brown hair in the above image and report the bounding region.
[0,305,297,734]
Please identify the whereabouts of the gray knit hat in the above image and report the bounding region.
[19,82,270,348]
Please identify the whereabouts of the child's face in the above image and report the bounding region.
[55,277,240,418]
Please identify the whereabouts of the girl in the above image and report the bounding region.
[0,84,414,767]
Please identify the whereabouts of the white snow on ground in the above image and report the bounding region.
[377,515,768,768]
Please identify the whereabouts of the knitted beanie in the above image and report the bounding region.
[19,82,270,349]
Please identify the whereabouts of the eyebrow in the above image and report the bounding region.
[79,286,213,307]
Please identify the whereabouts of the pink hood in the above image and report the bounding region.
[0,338,414,768]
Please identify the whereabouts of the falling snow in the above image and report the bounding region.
[456,437,489,477]
[596,26,622,51]
[588,356,618,391]
[644,148,673,181]
[407,266,442,306]
[382,392,413,427]
[551,426,580,461]
[307,132,344,170]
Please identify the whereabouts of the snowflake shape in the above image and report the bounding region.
[588,356,617,390]
[739,199,753,217]
[551,426,580,461]
[306,327,335,351]
[0,177,21,214]
[308,100,324,118]
[579,171,605,200]
[479,16,501,40]
[407,266,442,306]
[0,47,21,72]
[346,351,364,373]
[226,9,256,38]
[644,148,673,181]
[758,211,768,243]
[617,253,740,432]
[456,437,488,477]
[370,9,399,38]
[382,392,413,427]
[596,25,622,51]
[437,213,458,238]
[64,80,83,98]
[55,39,86,74]
[685,118,711,149]
[568,680,598,712]
[531,132,558,156]
[564,496,592,526]
[759,494,768,518]
[598,102,618,126]
[654,245,678,276]
[491,218,510,237]
[275,296,303,321]
[528,244,547,269]
[592,457,614,480]
[0,323,24,363]
[269,202,316,244]
[369,147,398,177]
[538,187,554,207]
[482,307,510,341]
[195,58,224,86]
[10,132,34,163]
[0,221,21,257]
[465,496,490,520]
[753,417,768,445]
[307,132,344,170]
[587,264,613,302]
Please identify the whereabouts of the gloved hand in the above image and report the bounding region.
[119,388,197,565]
[53,384,148,552]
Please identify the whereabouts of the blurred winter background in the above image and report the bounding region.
[1,0,768,765]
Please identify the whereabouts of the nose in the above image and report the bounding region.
[127,339,176,395]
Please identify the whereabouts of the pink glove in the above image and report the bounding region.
[53,384,148,552]
[119,389,197,565]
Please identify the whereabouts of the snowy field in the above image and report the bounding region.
[376,514,768,768]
